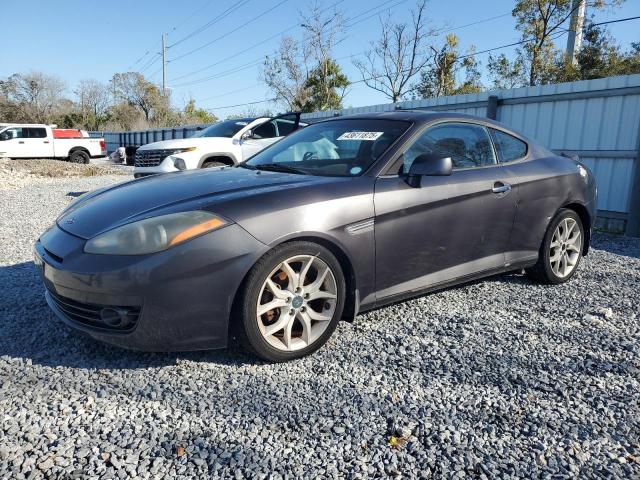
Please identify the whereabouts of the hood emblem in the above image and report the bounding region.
[65,217,77,225]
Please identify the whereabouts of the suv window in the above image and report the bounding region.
[26,128,47,138]
[252,120,277,139]
[489,128,527,162]
[252,114,299,139]
[403,122,496,172]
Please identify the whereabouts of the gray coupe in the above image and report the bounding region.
[34,111,597,361]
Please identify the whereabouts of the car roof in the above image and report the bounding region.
[312,110,509,129]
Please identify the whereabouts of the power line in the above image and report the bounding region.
[183,13,640,109]
[591,15,640,27]
[199,83,262,102]
[168,0,253,49]
[205,98,277,112]
[168,0,216,35]
[169,0,346,81]
[168,0,289,63]
[172,59,264,87]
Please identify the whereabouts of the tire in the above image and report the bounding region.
[69,150,90,164]
[236,241,346,362]
[526,208,584,284]
[202,161,226,168]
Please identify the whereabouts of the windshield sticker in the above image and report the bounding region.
[337,131,384,141]
[350,166,362,175]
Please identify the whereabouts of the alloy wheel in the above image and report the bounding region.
[256,255,338,351]
[549,217,582,278]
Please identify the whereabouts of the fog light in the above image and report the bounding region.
[173,157,187,170]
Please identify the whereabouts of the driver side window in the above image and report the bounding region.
[0,127,23,141]
[251,120,277,139]
[403,123,496,173]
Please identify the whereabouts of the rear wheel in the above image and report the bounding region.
[69,150,90,164]
[236,242,345,362]
[526,208,584,284]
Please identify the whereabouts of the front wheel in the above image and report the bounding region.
[526,209,584,284]
[236,242,346,362]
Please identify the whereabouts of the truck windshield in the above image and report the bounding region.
[192,119,255,138]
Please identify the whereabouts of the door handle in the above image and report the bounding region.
[43,141,50,144]
[492,182,512,194]
[18,141,25,144]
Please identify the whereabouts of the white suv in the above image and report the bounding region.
[133,113,303,178]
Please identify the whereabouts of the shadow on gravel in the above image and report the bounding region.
[0,261,259,370]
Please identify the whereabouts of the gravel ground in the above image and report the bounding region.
[0,174,639,479]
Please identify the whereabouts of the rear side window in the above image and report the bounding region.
[26,128,47,138]
[404,122,496,171]
[489,129,527,163]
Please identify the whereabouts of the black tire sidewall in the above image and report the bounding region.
[540,209,584,284]
[202,161,225,168]
[239,242,346,362]
[70,151,90,164]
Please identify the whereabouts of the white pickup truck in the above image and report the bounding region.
[133,113,304,177]
[0,124,106,163]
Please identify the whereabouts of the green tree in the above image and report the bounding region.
[487,53,527,89]
[183,98,218,124]
[302,59,349,111]
[511,0,617,86]
[415,34,482,98]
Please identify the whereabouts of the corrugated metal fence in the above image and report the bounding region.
[91,73,640,235]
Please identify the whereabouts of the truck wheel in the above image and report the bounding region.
[70,150,90,164]
[202,161,225,168]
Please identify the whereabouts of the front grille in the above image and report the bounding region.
[48,289,140,332]
[134,149,177,167]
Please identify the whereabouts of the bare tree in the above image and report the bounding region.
[354,0,433,103]
[0,72,66,123]
[111,72,165,123]
[262,1,348,112]
[262,36,312,111]
[74,79,111,130]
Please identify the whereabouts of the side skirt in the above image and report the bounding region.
[360,259,537,314]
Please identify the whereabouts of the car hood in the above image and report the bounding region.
[57,168,330,239]
[137,137,234,150]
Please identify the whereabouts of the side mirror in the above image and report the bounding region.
[241,129,253,141]
[405,153,452,187]
[0,133,9,141]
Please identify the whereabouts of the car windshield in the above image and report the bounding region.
[192,119,254,138]
[244,119,411,176]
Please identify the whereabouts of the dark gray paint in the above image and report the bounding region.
[35,111,597,351]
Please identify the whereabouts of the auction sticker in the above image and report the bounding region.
[337,131,384,141]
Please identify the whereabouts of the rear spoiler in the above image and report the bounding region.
[559,151,580,162]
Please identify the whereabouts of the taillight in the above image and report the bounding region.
[100,140,106,151]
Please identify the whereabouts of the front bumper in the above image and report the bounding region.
[34,224,268,351]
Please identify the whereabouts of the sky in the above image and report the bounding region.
[1,0,639,119]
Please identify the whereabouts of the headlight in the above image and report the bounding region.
[84,211,228,255]
[173,147,196,154]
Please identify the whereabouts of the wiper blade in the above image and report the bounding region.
[253,163,307,175]
[236,163,256,170]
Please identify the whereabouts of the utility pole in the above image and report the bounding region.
[161,33,167,96]
[565,0,586,65]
